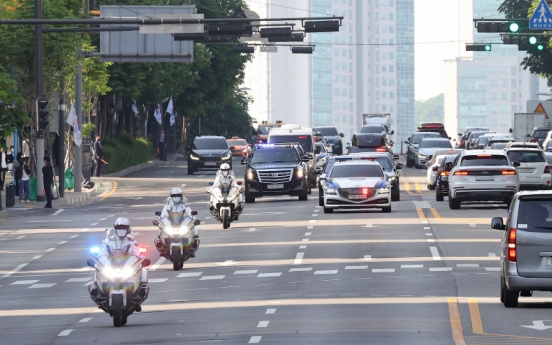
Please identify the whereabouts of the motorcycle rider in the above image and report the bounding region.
[99,217,139,257]
[159,187,199,255]
[209,163,244,222]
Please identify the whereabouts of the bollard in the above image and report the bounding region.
[5,183,12,208]
[8,183,15,208]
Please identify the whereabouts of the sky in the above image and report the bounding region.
[415,0,460,102]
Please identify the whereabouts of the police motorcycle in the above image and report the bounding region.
[153,191,200,271]
[87,218,151,327]
[207,164,245,229]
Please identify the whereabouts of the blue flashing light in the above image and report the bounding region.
[334,157,353,162]
[255,144,275,149]
[90,246,100,254]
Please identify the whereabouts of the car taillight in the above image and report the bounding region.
[501,170,517,175]
[453,171,468,176]
[376,147,386,152]
[530,138,537,143]
[545,166,551,174]
[440,171,450,176]
[507,228,516,262]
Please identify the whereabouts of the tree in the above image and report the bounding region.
[0,66,31,138]
[415,94,444,125]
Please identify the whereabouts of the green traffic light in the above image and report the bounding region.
[529,36,538,45]
[509,22,519,33]
[485,45,491,51]
[538,44,545,51]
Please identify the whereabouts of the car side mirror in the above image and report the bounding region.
[302,155,310,162]
[142,259,151,267]
[339,133,344,137]
[431,165,438,171]
[193,219,201,226]
[152,220,160,227]
[390,130,394,135]
[155,211,161,216]
[491,217,506,230]
[393,154,399,160]
[513,162,521,167]
[395,163,403,170]
[86,258,96,267]
[191,210,198,216]
[229,146,235,150]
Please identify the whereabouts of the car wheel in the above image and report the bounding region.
[436,187,444,202]
[323,207,333,213]
[520,290,532,297]
[448,195,460,209]
[245,196,255,203]
[187,168,194,175]
[504,287,519,308]
[391,189,400,202]
[382,205,392,213]
[406,156,413,168]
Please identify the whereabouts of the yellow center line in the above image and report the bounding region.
[430,208,442,219]
[415,182,422,192]
[416,208,426,219]
[404,181,413,195]
[468,298,484,334]
[448,298,467,345]
[99,181,118,201]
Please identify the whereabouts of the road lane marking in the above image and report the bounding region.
[234,270,258,275]
[58,241,67,245]
[81,228,89,232]
[221,260,235,266]
[426,233,432,236]
[249,336,262,344]
[305,232,312,236]
[430,208,441,219]
[1,263,28,279]
[364,255,372,260]
[447,298,467,345]
[488,253,496,257]
[149,258,165,271]
[31,255,42,260]
[415,182,422,192]
[29,283,56,288]
[266,308,276,314]
[16,235,26,239]
[345,266,368,270]
[294,253,304,265]
[401,265,423,269]
[307,226,313,229]
[302,239,309,242]
[200,275,225,280]
[11,280,39,285]
[485,267,500,272]
[468,298,484,334]
[430,267,452,272]
[404,182,412,195]
[314,209,319,212]
[46,248,55,252]
[289,268,312,272]
[469,223,476,227]
[100,218,107,221]
[149,278,169,283]
[314,270,338,275]
[299,245,307,249]
[257,321,269,327]
[427,239,435,242]
[65,277,92,282]
[430,247,441,260]
[51,209,64,216]
[69,235,78,239]
[312,214,318,217]
[258,273,282,278]
[424,227,430,230]
[177,272,203,278]
[457,264,479,268]
[99,181,118,201]
[416,208,426,219]
[421,220,428,224]
[309,220,315,223]
[372,269,395,273]
[79,318,92,322]
[58,329,74,337]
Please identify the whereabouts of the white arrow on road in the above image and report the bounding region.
[521,321,552,330]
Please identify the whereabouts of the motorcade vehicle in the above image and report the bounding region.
[540,129,552,150]
[405,132,440,168]
[491,191,552,307]
[346,133,396,158]
[490,142,508,150]
[435,154,459,201]
[473,133,499,150]
[448,150,520,209]
[187,136,233,175]
[345,153,402,201]
[312,126,344,155]
[425,149,462,190]
[484,136,514,149]
[504,148,551,190]
[319,160,392,213]
[545,152,552,165]
[253,120,283,144]
[528,127,552,148]
[207,178,245,229]
[360,124,388,135]
[415,138,453,169]
[457,127,489,149]
[505,141,540,150]
[242,143,310,202]
[416,122,449,138]
[226,137,251,157]
[544,140,552,152]
[361,113,392,136]
[314,142,329,169]
[465,131,494,150]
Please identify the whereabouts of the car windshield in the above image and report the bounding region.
[460,155,509,166]
[411,133,439,144]
[516,199,552,232]
[227,140,246,146]
[192,139,228,150]
[257,126,279,135]
[419,139,452,148]
[269,135,313,152]
[313,127,338,136]
[491,143,508,149]
[533,129,550,138]
[360,126,385,134]
[349,146,388,153]
[477,136,491,144]
[330,164,384,178]
[250,148,299,164]
[507,151,546,163]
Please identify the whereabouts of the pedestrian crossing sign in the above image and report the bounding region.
[534,102,549,119]
[530,0,552,29]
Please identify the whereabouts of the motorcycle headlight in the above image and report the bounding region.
[222,152,231,160]
[388,176,396,182]
[102,267,118,280]
[121,267,135,279]
[246,169,255,180]
[190,153,200,161]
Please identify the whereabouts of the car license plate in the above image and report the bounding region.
[205,161,217,166]
[475,176,494,181]
[547,258,552,266]
[267,184,284,189]
[348,195,368,200]
[518,168,535,173]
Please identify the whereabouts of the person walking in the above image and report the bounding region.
[0,147,7,191]
[158,129,167,161]
[15,157,30,203]
[42,156,54,208]
[93,136,103,177]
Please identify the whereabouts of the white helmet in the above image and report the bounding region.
[220,163,231,177]
[114,217,130,239]
[170,187,183,204]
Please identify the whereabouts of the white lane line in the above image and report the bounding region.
[69,235,79,239]
[289,267,312,272]
[469,223,476,227]
[83,281,93,286]
[29,283,56,288]
[90,223,98,226]
[244,228,257,232]
[457,264,480,268]
[65,277,93,283]
[1,263,28,278]
[294,253,304,265]
[299,245,307,249]
[31,255,42,260]
[488,253,497,257]
[307,226,313,229]
[200,275,225,280]
[16,235,26,240]
[485,267,500,272]
[426,233,432,236]
[363,223,374,228]
[149,258,165,271]
[401,265,424,269]
[430,267,452,272]
[257,321,269,327]
[51,209,64,216]
[372,269,395,273]
[363,255,372,260]
[234,270,258,275]
[78,318,92,323]
[266,308,276,314]
[58,329,74,337]
[108,215,115,217]
[314,270,338,275]
[309,220,316,223]
[199,175,205,178]
[427,239,435,243]
[177,272,203,278]
[421,220,428,224]
[305,232,312,236]
[314,209,319,212]
[11,280,39,285]
[302,239,309,242]
[58,241,67,245]
[149,278,169,283]
[429,247,441,260]
[81,228,89,232]
[99,218,107,221]
[311,214,318,217]
[423,227,430,230]
[345,266,368,270]
[258,273,282,277]
[221,260,234,266]
[249,336,262,344]
[46,248,55,252]
[181,184,186,188]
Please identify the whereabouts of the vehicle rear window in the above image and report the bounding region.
[533,129,550,138]
[227,140,246,146]
[507,151,546,163]
[419,139,452,148]
[471,132,491,140]
[516,199,552,232]
[193,139,228,150]
[250,148,299,164]
[330,164,384,178]
[546,153,552,164]
[490,143,507,149]
[411,133,440,144]
[360,126,385,134]
[460,155,509,166]
[313,127,338,136]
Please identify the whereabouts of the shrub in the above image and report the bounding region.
[102,132,155,173]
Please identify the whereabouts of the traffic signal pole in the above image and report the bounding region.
[34,0,45,202]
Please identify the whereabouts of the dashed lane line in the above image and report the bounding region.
[1,263,29,279]
[345,266,368,270]
[257,321,269,328]
[265,308,276,314]
[314,270,338,275]
[430,247,441,260]
[258,273,282,278]
[51,209,64,216]
[299,245,307,249]
[249,336,262,344]
[234,270,258,275]
[372,269,395,273]
[58,329,74,337]
[78,318,92,323]
[200,275,225,280]
[294,253,304,265]
[89,223,98,227]
[289,268,312,272]
[177,272,202,278]
[149,258,166,271]
[11,280,38,285]
[16,235,26,239]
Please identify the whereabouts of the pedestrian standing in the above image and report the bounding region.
[6,146,14,176]
[93,136,103,177]
[22,138,30,165]
[158,129,167,161]
[15,157,30,203]
[42,156,53,208]
[0,147,7,191]
[12,152,21,197]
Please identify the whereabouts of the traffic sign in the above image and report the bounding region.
[534,102,549,119]
[530,0,552,29]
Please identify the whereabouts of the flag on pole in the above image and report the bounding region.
[66,104,82,147]
[154,103,163,125]
[166,98,175,126]
[132,100,138,117]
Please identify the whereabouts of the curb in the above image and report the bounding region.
[103,160,167,178]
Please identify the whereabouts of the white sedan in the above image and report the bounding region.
[426,155,446,190]
[320,160,391,213]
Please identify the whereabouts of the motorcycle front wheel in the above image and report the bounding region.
[172,247,181,271]
[112,294,124,327]
[222,209,230,229]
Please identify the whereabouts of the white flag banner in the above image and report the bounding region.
[66,104,82,147]
[113,110,117,121]
[166,98,175,126]
[154,103,163,125]
[132,100,138,117]
[170,113,175,126]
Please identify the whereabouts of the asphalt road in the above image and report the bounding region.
[1,156,552,345]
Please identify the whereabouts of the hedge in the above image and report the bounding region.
[102,132,155,174]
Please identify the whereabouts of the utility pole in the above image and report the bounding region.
[74,0,88,192]
[58,79,65,197]
[35,0,45,202]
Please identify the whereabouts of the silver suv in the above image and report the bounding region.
[491,191,552,307]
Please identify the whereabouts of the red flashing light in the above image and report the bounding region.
[453,171,468,176]
[298,136,308,139]
[477,154,492,157]
[376,147,387,152]
[420,124,444,129]
[361,188,369,195]
[508,228,516,262]
[502,170,516,175]
[237,181,243,185]
[138,247,148,254]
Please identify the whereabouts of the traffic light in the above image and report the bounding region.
[36,98,49,132]
[502,34,521,45]
[508,21,520,33]
[476,21,508,33]
[465,44,491,51]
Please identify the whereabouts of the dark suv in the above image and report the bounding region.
[186,136,232,175]
[312,126,344,155]
[405,132,440,168]
[242,143,309,203]
[346,133,396,157]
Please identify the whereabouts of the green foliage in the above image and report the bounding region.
[101,132,154,173]
[0,65,31,137]
[415,94,444,125]
[81,122,96,138]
